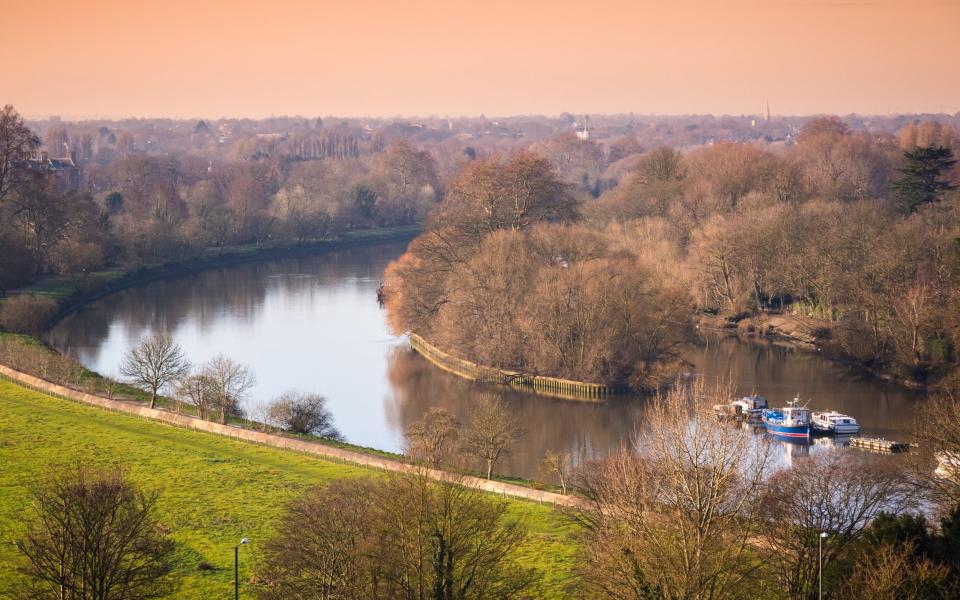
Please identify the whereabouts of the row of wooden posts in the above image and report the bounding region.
[407,333,623,401]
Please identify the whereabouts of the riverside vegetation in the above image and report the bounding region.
[7,371,960,598]
[3,104,960,598]
[0,379,578,598]
[385,119,960,390]
[2,104,959,387]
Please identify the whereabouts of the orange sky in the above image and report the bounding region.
[3,0,959,119]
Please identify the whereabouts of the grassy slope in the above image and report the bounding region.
[0,380,578,598]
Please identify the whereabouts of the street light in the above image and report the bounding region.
[818,531,828,600]
[235,537,249,600]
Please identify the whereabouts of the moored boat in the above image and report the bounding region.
[732,394,768,421]
[811,411,861,435]
[762,398,811,441]
[713,394,768,421]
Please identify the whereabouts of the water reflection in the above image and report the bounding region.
[385,346,645,477]
[689,335,923,441]
[46,241,925,480]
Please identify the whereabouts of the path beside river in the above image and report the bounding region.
[0,362,576,507]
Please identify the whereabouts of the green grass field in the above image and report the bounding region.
[0,379,578,597]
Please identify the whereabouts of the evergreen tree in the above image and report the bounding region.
[893,146,957,213]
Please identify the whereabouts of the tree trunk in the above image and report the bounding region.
[150,389,157,409]
[486,459,493,480]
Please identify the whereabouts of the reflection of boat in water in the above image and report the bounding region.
[813,434,853,448]
[935,452,960,479]
[762,398,811,441]
[781,438,811,464]
[811,411,861,435]
[714,395,768,422]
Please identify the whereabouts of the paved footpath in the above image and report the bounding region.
[0,364,577,507]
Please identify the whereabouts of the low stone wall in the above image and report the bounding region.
[0,363,576,507]
[409,333,622,401]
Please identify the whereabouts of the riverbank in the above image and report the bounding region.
[0,362,573,505]
[9,225,419,325]
[698,312,934,391]
[0,333,571,495]
[0,377,578,598]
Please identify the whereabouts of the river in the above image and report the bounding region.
[45,240,924,479]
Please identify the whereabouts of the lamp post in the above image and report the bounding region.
[818,531,828,600]
[235,537,249,600]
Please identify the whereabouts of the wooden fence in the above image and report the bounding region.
[408,333,624,401]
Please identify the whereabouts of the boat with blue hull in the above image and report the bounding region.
[762,398,811,441]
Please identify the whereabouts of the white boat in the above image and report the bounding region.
[732,395,768,421]
[713,395,768,421]
[811,411,861,435]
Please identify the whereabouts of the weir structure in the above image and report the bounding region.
[408,333,625,401]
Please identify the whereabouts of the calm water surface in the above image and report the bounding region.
[46,241,924,478]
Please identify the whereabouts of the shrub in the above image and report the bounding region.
[0,294,58,334]
[268,391,342,439]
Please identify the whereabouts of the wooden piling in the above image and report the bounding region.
[850,437,910,453]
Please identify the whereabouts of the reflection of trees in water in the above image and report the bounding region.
[689,334,921,439]
[47,267,269,356]
[385,346,645,480]
[47,242,408,363]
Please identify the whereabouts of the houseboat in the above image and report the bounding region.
[713,395,768,421]
[762,398,811,441]
[811,411,861,435]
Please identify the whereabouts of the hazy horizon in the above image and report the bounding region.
[6,0,959,120]
[19,109,960,123]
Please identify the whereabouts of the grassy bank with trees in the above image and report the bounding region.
[9,372,960,598]
[0,378,579,598]
[0,224,418,335]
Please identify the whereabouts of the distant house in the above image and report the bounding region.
[575,121,590,141]
[18,151,80,191]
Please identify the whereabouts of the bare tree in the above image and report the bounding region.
[175,372,216,420]
[576,378,771,600]
[404,407,460,468]
[912,391,960,513]
[841,542,953,600]
[539,450,571,495]
[0,104,40,202]
[758,453,916,599]
[267,391,342,439]
[258,479,384,600]
[119,332,190,409]
[460,397,522,479]
[259,474,539,599]
[201,355,255,425]
[245,397,275,431]
[15,464,173,599]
